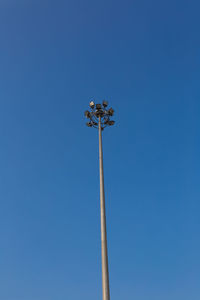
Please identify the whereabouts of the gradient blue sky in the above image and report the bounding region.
[0,1,200,299]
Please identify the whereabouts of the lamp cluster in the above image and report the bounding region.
[84,101,115,129]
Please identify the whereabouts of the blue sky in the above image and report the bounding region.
[0,0,200,299]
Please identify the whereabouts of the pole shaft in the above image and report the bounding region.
[98,117,110,300]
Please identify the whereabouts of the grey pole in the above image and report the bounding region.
[98,116,110,300]
[84,101,115,300]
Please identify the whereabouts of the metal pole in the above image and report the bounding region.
[98,116,110,300]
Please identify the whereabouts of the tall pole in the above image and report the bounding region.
[84,101,115,300]
[98,117,110,300]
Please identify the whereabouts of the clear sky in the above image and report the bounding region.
[0,0,200,299]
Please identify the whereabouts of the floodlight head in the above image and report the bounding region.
[89,101,95,109]
[103,100,108,107]
[86,121,93,127]
[84,110,91,118]
[108,108,114,116]
[96,103,102,110]
[85,100,115,129]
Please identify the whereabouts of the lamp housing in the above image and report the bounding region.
[108,108,114,116]
[86,122,93,127]
[103,101,108,107]
[89,101,95,109]
[84,110,91,118]
[108,120,115,126]
[96,104,102,110]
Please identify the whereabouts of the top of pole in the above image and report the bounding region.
[84,100,115,130]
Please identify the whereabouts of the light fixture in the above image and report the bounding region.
[103,100,108,107]
[89,101,95,109]
[108,120,115,126]
[84,110,90,118]
[96,104,102,110]
[108,108,114,116]
[85,100,115,130]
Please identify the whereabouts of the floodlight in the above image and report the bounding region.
[96,104,102,110]
[108,108,114,116]
[84,110,91,118]
[90,101,95,109]
[108,120,115,126]
[86,122,93,127]
[102,101,108,107]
